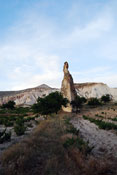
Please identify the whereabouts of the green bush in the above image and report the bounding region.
[14,125,26,136]
[80,97,87,103]
[112,117,117,121]
[88,98,101,106]
[63,137,75,148]
[101,94,111,103]
[0,129,11,144]
[2,101,15,110]
[3,119,14,127]
[0,115,19,127]
[14,117,26,136]
[95,114,104,118]
[66,125,79,135]
[0,109,7,114]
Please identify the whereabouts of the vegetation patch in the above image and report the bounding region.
[14,117,26,136]
[88,98,102,106]
[112,117,117,121]
[71,95,87,111]
[63,137,93,155]
[101,94,111,103]
[95,114,104,118]
[83,115,117,130]
[0,129,11,144]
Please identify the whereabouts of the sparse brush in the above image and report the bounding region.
[83,115,117,130]
[63,137,93,155]
[66,125,79,135]
[0,113,117,175]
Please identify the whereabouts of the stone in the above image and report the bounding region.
[61,62,77,112]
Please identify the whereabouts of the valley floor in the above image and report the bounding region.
[0,104,117,175]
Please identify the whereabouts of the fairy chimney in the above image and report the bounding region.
[61,62,77,112]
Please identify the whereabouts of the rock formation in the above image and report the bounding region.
[61,62,77,112]
[0,85,59,106]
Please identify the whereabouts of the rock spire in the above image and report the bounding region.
[61,61,77,112]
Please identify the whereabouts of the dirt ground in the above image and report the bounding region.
[71,104,117,158]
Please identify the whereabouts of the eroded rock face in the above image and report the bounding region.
[0,85,59,106]
[75,82,112,98]
[61,62,77,112]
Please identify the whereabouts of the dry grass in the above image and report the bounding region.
[80,104,117,122]
[68,148,116,175]
[0,114,116,175]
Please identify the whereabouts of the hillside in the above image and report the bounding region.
[0,84,59,106]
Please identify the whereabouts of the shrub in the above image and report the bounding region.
[101,94,111,103]
[63,137,75,148]
[2,101,15,110]
[88,98,101,106]
[3,119,14,127]
[95,114,103,118]
[0,129,11,144]
[112,117,117,121]
[66,125,79,135]
[80,97,87,103]
[14,117,26,136]
[71,96,87,111]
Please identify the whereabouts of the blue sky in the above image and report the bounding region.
[0,0,117,90]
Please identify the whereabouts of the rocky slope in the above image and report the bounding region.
[71,117,117,158]
[0,84,59,106]
[0,82,117,106]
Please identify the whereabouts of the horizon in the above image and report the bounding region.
[0,0,117,90]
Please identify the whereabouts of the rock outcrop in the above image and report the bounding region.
[61,62,77,112]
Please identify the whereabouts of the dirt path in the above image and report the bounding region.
[71,117,117,158]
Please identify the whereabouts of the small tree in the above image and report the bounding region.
[101,94,111,103]
[32,92,68,115]
[71,95,87,112]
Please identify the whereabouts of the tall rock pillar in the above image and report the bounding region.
[61,62,77,112]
